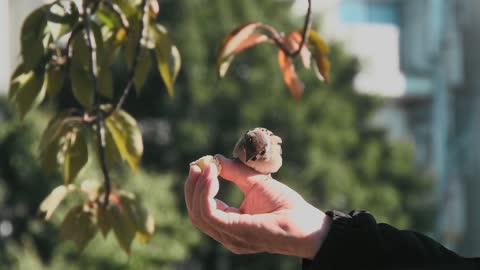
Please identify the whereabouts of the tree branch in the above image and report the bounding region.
[111,0,148,114]
[82,0,112,207]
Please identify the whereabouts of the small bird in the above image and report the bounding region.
[233,127,283,174]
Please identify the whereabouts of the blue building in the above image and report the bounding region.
[335,0,480,256]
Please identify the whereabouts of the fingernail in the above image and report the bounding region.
[190,164,201,173]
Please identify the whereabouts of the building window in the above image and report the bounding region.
[339,0,400,25]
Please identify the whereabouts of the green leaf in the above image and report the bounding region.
[104,127,123,168]
[308,30,330,83]
[70,23,110,104]
[96,9,117,29]
[47,21,72,41]
[96,206,113,238]
[21,7,48,69]
[105,110,143,171]
[46,1,79,25]
[118,192,154,243]
[46,66,65,97]
[60,206,97,252]
[39,113,72,172]
[8,65,27,100]
[134,49,152,93]
[111,0,138,18]
[70,22,108,107]
[70,67,94,108]
[39,111,76,156]
[98,66,114,98]
[97,2,129,31]
[63,125,88,184]
[71,30,90,70]
[80,180,102,201]
[151,24,181,97]
[126,23,152,93]
[10,70,46,119]
[38,115,87,184]
[71,22,105,71]
[110,196,136,254]
[39,184,75,220]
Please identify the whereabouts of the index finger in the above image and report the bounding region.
[185,165,202,213]
[214,154,269,193]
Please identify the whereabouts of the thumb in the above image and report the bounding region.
[215,154,269,193]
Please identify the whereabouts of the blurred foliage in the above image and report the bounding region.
[9,0,183,254]
[1,0,433,269]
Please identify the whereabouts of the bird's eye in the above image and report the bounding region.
[260,149,266,155]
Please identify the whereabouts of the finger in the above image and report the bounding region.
[197,165,247,231]
[188,165,232,245]
[184,165,202,213]
[194,165,264,252]
[215,199,241,214]
[214,154,269,193]
[197,163,220,217]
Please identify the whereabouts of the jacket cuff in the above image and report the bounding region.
[302,210,382,270]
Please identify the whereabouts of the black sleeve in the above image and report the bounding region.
[302,210,480,270]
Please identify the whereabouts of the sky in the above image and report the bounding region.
[293,0,407,97]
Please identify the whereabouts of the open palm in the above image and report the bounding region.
[184,155,331,259]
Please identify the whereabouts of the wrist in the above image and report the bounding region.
[299,208,332,259]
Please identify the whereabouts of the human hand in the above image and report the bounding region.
[184,155,331,259]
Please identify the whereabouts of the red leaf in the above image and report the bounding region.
[278,50,304,98]
[234,34,269,54]
[216,22,267,77]
[284,31,311,69]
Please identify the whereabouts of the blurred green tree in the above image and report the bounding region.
[122,0,433,269]
[2,0,432,269]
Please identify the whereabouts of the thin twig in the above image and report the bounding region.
[292,0,312,57]
[82,0,112,207]
[257,24,293,54]
[101,0,130,30]
[110,0,148,114]
[260,0,312,57]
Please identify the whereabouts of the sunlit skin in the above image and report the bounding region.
[184,155,331,259]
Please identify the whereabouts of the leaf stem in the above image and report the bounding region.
[82,0,112,207]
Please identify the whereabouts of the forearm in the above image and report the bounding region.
[303,210,479,270]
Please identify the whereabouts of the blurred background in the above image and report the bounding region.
[1,0,479,269]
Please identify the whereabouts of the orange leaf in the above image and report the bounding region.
[284,31,311,69]
[216,22,266,77]
[234,34,270,54]
[308,30,330,83]
[278,50,304,98]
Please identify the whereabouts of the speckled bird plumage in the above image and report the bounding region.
[233,127,283,174]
